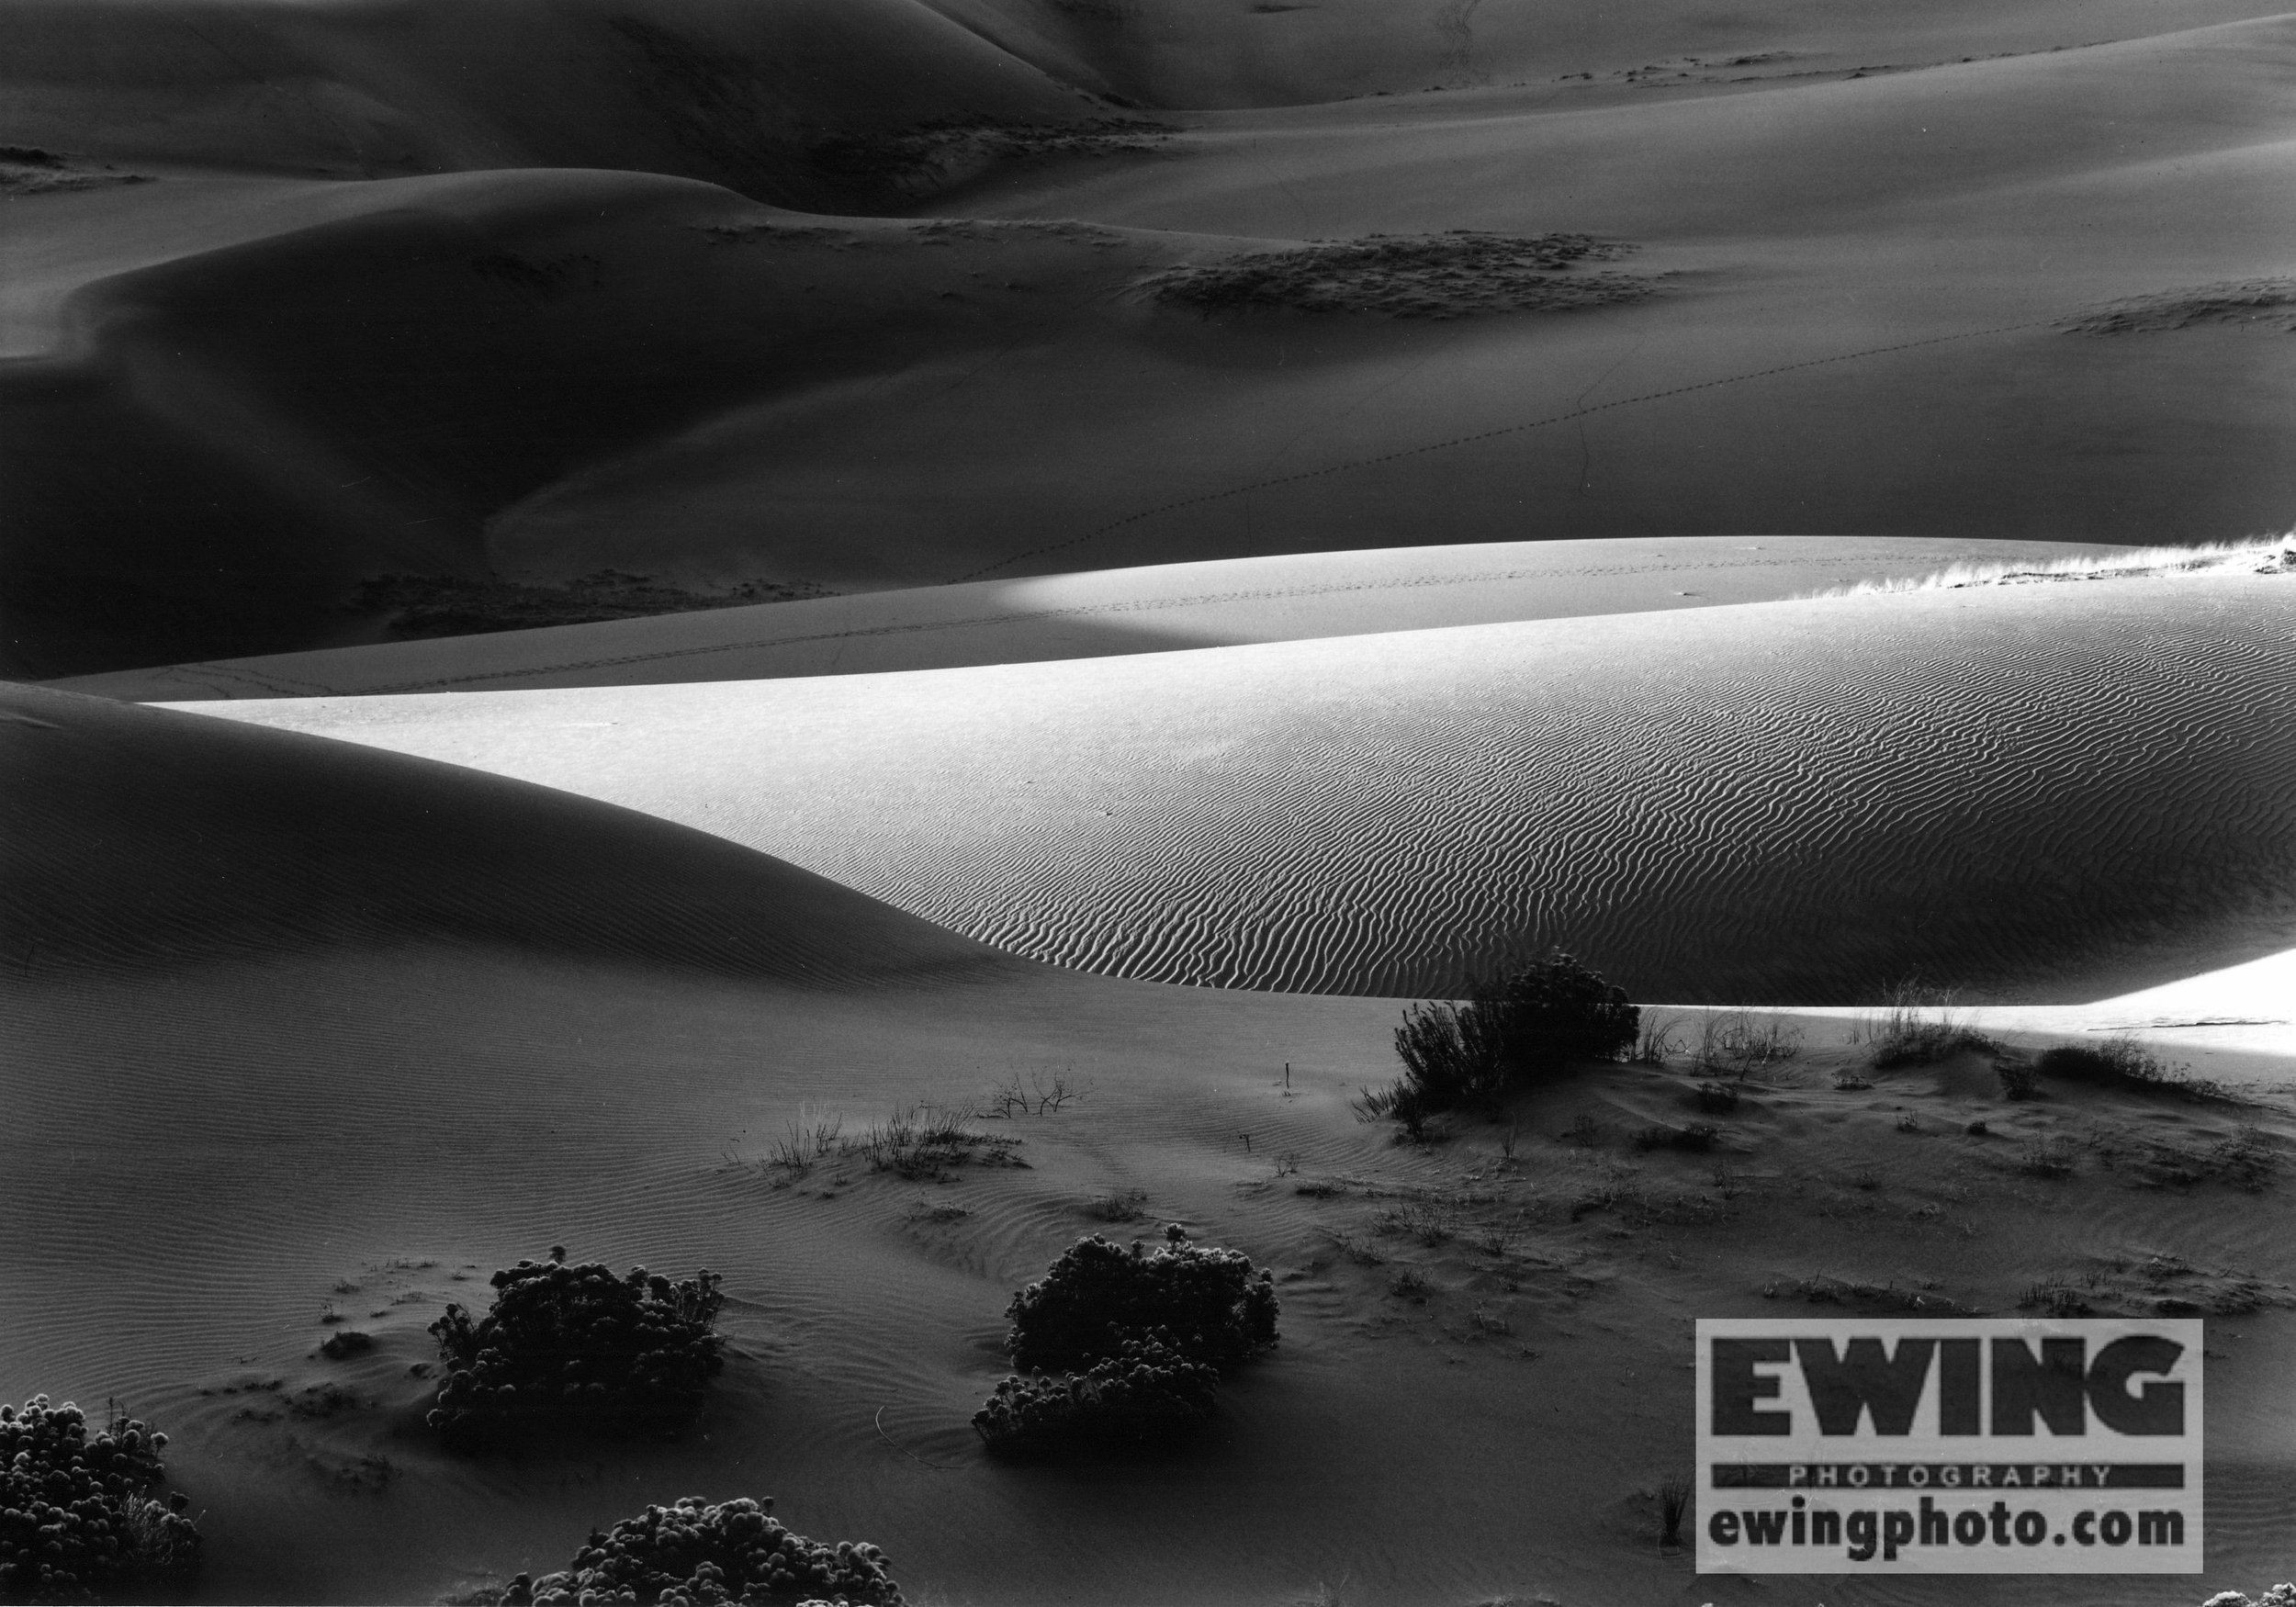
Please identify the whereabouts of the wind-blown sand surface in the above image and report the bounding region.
[178,575,2296,1004]
[9,1,2294,1601]
[7,2,2294,675]
[7,680,2293,1607]
[55,535,2125,700]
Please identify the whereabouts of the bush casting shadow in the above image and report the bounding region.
[1358,950,1639,1133]
[500,1496,902,1607]
[974,1227,1277,1454]
[427,1252,725,1449]
[0,1397,199,1603]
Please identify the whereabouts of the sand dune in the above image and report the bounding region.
[10,11,2293,678]
[175,574,2296,1005]
[0,0,1097,204]
[9,671,2290,1605]
[0,681,1004,986]
[54,535,2126,701]
[0,172,1207,676]
[922,0,2290,108]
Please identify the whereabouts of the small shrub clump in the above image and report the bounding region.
[0,1397,200,1604]
[427,1253,726,1448]
[501,1495,902,1607]
[971,1332,1218,1451]
[975,1227,1277,1455]
[1360,951,1638,1132]
[1633,1122,1719,1153]
[2040,1038,2234,1103]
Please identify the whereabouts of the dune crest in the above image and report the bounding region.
[174,576,2296,1005]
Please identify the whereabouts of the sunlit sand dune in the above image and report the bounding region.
[57,535,2124,701]
[181,574,2296,1004]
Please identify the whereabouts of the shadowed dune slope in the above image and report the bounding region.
[921,0,2290,108]
[0,0,1096,204]
[54,536,2127,701]
[184,576,2296,1004]
[10,17,2296,678]
[0,173,1208,677]
[0,681,1005,986]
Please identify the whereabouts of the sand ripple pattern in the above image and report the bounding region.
[190,580,2296,1004]
[727,582,2296,1002]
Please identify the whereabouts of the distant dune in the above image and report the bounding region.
[0,0,1099,203]
[8,5,2294,676]
[177,574,2296,1004]
[56,535,2128,700]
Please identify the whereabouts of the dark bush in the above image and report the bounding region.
[501,1495,901,1607]
[1694,1081,1739,1115]
[2036,1038,2231,1102]
[1004,1228,1277,1376]
[426,1253,725,1448]
[1633,1122,1720,1153]
[1996,1062,2041,1101]
[1363,951,1638,1128]
[982,1228,1277,1454]
[972,1331,1219,1453]
[0,1397,200,1604]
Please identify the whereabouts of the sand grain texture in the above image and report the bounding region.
[177,576,2296,1004]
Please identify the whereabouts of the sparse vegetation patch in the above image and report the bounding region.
[1142,231,1651,320]
[354,570,833,639]
[2062,279,2296,334]
[810,117,1171,183]
[0,146,152,196]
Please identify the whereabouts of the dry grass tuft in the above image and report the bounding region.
[1807,535,2291,599]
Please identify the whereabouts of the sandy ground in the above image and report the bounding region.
[8,1,2294,1602]
[6,680,2293,1607]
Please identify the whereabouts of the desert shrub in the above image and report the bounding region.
[2200,1588,2296,1607]
[984,1228,1277,1454]
[1003,1229,1278,1376]
[1694,1081,1739,1115]
[972,1332,1218,1453]
[0,1397,200,1604]
[1364,952,1638,1128]
[501,1495,901,1607]
[2040,1038,2234,1102]
[1996,1061,2042,1101]
[1633,1123,1718,1153]
[426,1253,725,1448]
